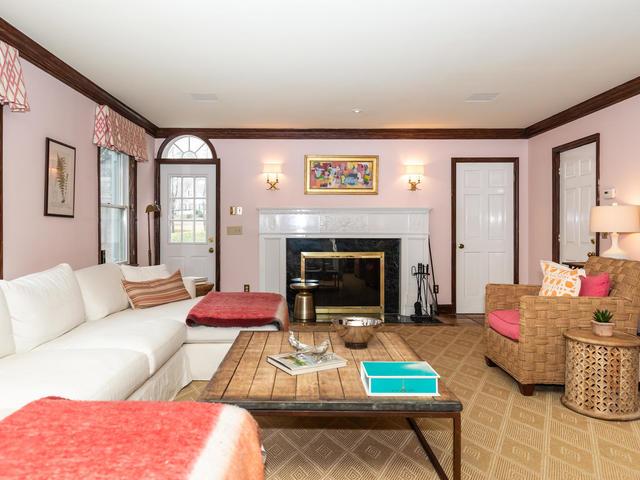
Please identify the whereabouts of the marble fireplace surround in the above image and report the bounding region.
[258,208,431,316]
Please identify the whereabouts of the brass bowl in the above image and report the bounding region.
[333,317,383,349]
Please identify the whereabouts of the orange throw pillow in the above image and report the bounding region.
[122,270,191,309]
[539,260,584,297]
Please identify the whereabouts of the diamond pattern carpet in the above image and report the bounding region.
[175,325,640,479]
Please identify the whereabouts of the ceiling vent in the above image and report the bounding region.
[190,93,219,102]
[465,93,499,103]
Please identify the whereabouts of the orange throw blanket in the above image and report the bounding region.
[0,398,264,480]
[187,291,289,330]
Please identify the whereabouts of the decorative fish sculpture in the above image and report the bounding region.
[288,331,330,355]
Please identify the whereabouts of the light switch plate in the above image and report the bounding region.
[602,187,616,200]
[227,225,243,235]
[229,206,243,215]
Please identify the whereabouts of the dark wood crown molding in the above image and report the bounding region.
[524,75,640,138]
[154,127,526,140]
[0,17,157,136]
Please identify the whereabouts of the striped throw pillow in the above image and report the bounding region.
[122,270,191,309]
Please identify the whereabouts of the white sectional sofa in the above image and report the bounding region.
[0,263,278,419]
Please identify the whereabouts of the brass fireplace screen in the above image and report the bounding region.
[300,251,384,315]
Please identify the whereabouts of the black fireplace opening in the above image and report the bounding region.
[286,238,400,315]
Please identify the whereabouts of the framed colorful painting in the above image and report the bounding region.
[44,138,76,217]
[304,155,378,195]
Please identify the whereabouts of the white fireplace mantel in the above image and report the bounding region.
[258,207,431,315]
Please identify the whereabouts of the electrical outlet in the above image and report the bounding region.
[229,206,243,215]
[243,284,250,292]
[434,284,440,294]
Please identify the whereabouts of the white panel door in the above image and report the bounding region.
[559,143,597,263]
[456,163,514,313]
[160,164,216,281]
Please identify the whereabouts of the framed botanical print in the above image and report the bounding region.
[304,155,378,195]
[44,138,76,217]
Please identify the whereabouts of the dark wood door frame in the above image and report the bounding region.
[154,135,221,291]
[551,133,600,263]
[451,158,520,313]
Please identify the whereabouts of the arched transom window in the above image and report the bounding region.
[161,135,213,159]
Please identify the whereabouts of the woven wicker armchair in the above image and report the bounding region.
[484,256,640,396]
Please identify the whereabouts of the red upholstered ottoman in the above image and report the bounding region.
[0,398,264,480]
[487,309,520,341]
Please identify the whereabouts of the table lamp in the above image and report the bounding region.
[590,204,640,259]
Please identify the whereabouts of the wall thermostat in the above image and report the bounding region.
[602,187,616,200]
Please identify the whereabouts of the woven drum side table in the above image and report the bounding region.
[562,328,640,421]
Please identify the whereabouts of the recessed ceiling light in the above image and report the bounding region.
[190,93,219,102]
[352,108,363,114]
[465,93,499,103]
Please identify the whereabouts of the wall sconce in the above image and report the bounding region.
[263,163,282,190]
[405,164,424,191]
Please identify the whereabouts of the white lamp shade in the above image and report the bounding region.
[590,205,640,233]
[405,164,424,176]
[262,163,282,174]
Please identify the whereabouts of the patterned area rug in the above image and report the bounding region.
[175,325,640,479]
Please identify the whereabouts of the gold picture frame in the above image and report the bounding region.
[304,155,378,195]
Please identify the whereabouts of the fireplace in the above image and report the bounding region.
[258,208,431,316]
[301,251,385,315]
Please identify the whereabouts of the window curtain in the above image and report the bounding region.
[0,41,29,112]
[93,105,148,161]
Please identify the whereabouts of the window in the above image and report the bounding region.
[169,175,208,244]
[99,148,136,264]
[161,135,213,159]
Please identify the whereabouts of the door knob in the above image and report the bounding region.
[587,251,595,257]
[457,243,465,249]
[208,247,214,253]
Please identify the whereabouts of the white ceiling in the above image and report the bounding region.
[2,0,640,128]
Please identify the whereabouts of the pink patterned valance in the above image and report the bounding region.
[0,41,29,112]
[93,105,148,161]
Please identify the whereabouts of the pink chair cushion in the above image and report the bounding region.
[579,273,610,297]
[487,309,520,341]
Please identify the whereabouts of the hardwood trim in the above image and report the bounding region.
[155,127,526,140]
[128,157,138,265]
[0,18,157,135]
[0,104,3,278]
[97,148,102,263]
[451,158,519,313]
[551,134,600,263]
[154,142,221,291]
[524,76,640,138]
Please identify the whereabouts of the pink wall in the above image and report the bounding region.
[3,60,155,279]
[156,138,529,303]
[528,95,640,284]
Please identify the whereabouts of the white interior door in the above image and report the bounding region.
[559,143,597,263]
[456,162,515,313]
[160,164,216,282]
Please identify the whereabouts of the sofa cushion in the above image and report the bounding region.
[38,315,186,375]
[122,271,191,309]
[487,309,520,341]
[539,260,583,297]
[0,264,85,353]
[0,349,149,415]
[120,264,171,282]
[0,293,14,358]
[75,263,130,321]
[579,273,610,297]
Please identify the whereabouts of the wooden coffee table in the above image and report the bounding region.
[199,330,462,480]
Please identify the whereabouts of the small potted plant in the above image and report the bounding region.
[592,309,615,337]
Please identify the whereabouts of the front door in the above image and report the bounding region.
[160,163,216,281]
[455,162,515,313]
[559,143,597,263]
